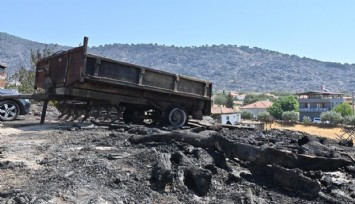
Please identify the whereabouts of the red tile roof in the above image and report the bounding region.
[240,100,273,109]
[211,105,237,114]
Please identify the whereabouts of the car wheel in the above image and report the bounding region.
[0,100,20,121]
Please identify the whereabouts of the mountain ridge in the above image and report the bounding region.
[1,32,354,92]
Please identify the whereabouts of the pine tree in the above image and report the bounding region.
[226,92,234,108]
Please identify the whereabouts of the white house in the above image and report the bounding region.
[211,105,241,125]
[240,100,273,118]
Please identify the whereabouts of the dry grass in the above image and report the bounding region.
[272,122,344,140]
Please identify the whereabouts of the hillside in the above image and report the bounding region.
[0,33,69,76]
[1,32,354,92]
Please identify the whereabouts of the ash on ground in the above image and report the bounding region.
[0,112,354,203]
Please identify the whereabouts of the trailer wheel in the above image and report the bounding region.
[164,107,187,128]
[123,108,144,124]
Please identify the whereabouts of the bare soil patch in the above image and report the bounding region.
[273,122,348,141]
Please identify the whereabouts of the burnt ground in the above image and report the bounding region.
[0,108,355,203]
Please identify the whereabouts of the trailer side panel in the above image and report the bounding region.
[35,37,212,121]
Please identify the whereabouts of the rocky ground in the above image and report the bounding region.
[0,105,355,203]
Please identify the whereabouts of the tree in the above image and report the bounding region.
[333,102,352,117]
[225,92,234,108]
[213,91,227,106]
[320,111,342,125]
[6,46,53,94]
[6,67,34,93]
[257,111,274,130]
[267,95,299,120]
[267,102,282,120]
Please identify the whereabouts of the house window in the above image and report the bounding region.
[305,103,310,108]
[316,103,325,108]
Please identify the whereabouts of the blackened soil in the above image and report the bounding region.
[0,117,354,203]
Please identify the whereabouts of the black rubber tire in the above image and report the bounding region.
[0,100,20,121]
[163,106,187,128]
[123,108,144,124]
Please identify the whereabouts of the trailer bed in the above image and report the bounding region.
[33,37,212,126]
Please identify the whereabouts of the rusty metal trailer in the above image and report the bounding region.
[23,37,211,127]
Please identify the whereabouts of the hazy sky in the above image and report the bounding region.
[2,0,354,64]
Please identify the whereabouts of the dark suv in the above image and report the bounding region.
[0,89,31,121]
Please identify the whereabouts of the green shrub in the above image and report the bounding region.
[282,111,299,123]
[302,116,312,124]
[343,115,355,126]
[257,111,273,123]
[320,111,343,125]
[241,111,254,120]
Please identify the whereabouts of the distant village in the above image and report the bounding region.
[211,89,354,126]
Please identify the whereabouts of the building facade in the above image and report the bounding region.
[296,91,345,121]
[211,105,241,125]
[219,113,241,125]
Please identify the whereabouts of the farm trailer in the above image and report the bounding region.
[5,37,212,127]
